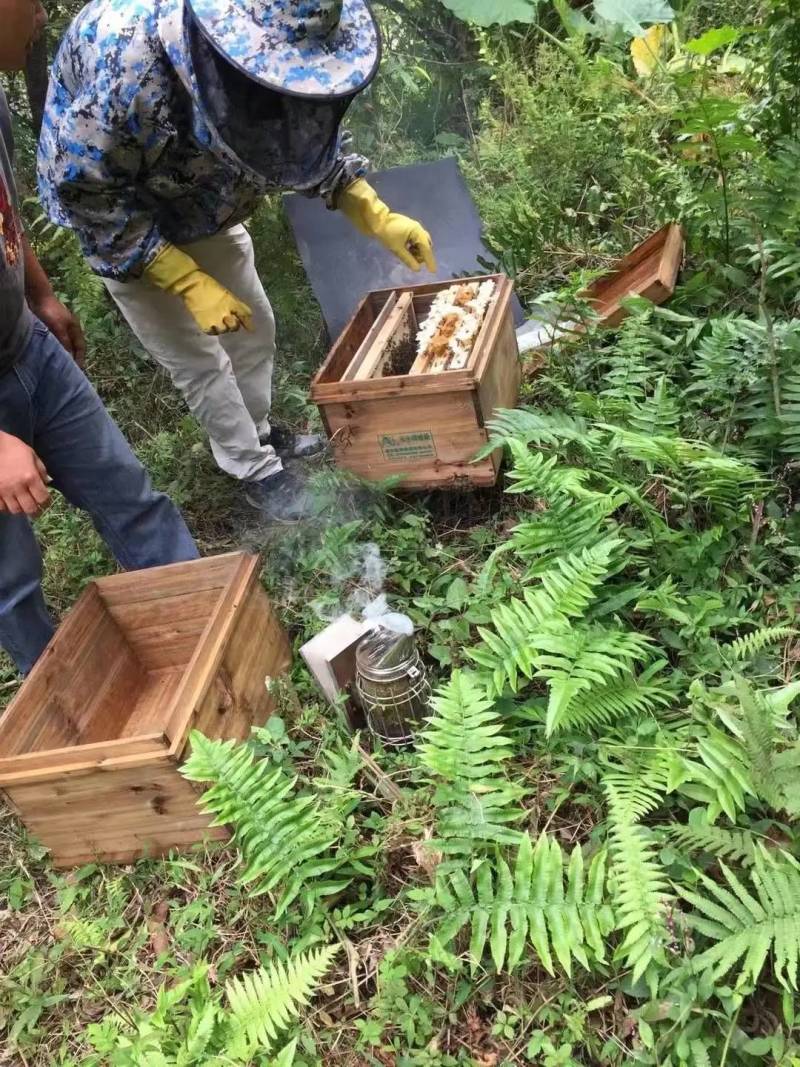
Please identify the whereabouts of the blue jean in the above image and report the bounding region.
[0,321,199,673]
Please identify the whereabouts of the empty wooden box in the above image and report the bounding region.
[0,553,291,867]
[310,274,521,490]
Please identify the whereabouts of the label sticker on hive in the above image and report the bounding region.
[380,431,437,462]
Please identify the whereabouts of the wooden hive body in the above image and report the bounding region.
[310,274,521,490]
[0,553,291,867]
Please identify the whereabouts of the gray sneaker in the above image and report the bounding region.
[244,469,314,523]
[260,425,327,460]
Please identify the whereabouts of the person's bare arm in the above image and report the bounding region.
[22,235,87,367]
[0,431,50,516]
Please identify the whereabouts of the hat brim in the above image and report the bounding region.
[185,0,381,100]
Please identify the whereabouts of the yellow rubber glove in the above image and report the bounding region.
[338,179,437,273]
[144,243,253,335]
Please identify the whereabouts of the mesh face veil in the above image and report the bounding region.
[187,9,358,187]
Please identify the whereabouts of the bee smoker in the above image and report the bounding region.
[354,625,430,746]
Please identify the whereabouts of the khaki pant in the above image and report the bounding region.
[105,225,281,482]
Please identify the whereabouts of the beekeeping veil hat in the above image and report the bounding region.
[184,0,380,184]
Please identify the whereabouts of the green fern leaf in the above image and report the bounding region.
[678,848,800,990]
[683,678,800,821]
[666,822,765,866]
[181,1000,218,1065]
[469,540,645,717]
[602,425,708,469]
[690,1039,713,1067]
[225,945,338,1058]
[433,786,524,854]
[268,1038,299,1067]
[598,309,668,403]
[627,376,681,437]
[432,835,612,977]
[558,673,671,731]
[536,628,655,735]
[722,677,799,815]
[418,672,514,786]
[419,673,524,854]
[780,367,800,456]
[720,625,796,662]
[504,441,595,500]
[686,317,751,411]
[181,733,345,916]
[508,493,623,573]
[680,728,756,823]
[604,758,671,982]
[685,454,764,514]
[485,407,593,450]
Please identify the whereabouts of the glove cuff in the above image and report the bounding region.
[144,243,204,296]
[338,178,391,236]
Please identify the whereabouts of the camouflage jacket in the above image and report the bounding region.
[37,0,369,279]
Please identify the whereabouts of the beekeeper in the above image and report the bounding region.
[38,0,436,523]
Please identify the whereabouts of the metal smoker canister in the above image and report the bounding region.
[355,627,431,746]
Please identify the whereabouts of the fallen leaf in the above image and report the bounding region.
[411,828,442,882]
[147,899,171,958]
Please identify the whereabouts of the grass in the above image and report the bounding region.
[2,1,790,1061]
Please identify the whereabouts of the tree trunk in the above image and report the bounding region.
[24,33,50,139]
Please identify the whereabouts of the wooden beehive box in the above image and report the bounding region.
[311,274,520,490]
[0,553,291,867]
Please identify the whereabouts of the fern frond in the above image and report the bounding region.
[627,377,681,438]
[182,999,218,1064]
[603,758,671,982]
[721,625,796,663]
[434,788,524,854]
[685,678,800,821]
[734,677,800,816]
[181,733,345,917]
[539,627,657,738]
[680,727,756,823]
[268,1038,299,1067]
[529,540,621,618]
[689,1039,713,1067]
[432,834,613,976]
[469,540,628,708]
[607,820,670,983]
[678,847,800,990]
[666,822,766,866]
[419,673,524,854]
[597,309,668,403]
[225,945,338,1058]
[685,455,764,514]
[507,493,623,573]
[558,672,671,731]
[602,425,708,470]
[602,756,669,823]
[780,366,800,457]
[418,672,514,787]
[504,442,594,500]
[485,407,593,449]
[535,627,655,736]
[685,317,753,442]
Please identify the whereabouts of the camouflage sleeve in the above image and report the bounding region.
[308,130,370,207]
[38,75,172,279]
